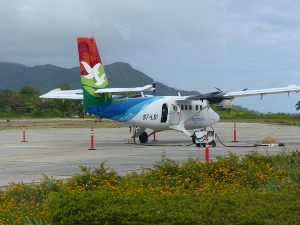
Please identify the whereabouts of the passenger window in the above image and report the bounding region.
[189,105,192,110]
[196,105,199,110]
[185,105,188,110]
[181,104,184,110]
[200,105,202,110]
[173,105,178,112]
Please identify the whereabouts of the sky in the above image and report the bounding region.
[1,0,300,113]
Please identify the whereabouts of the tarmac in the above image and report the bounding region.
[0,122,300,188]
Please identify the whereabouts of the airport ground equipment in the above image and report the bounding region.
[193,130,216,147]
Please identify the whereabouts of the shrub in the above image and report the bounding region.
[46,190,300,224]
[1,150,300,224]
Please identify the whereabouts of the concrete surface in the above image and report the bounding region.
[0,122,299,187]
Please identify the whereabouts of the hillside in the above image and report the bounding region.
[0,62,199,96]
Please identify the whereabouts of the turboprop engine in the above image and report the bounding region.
[214,99,232,108]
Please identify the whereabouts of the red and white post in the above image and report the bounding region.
[21,124,28,142]
[88,127,96,150]
[205,132,209,163]
[232,122,239,142]
[152,133,158,142]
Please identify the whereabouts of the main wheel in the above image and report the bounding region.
[139,132,148,143]
[211,140,216,147]
[192,134,196,144]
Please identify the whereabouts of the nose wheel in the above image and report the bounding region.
[139,131,148,143]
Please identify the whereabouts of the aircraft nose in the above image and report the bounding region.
[209,108,220,125]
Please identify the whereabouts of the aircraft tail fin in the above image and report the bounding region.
[77,37,112,109]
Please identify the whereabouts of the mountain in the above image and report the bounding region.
[0,62,199,96]
[0,62,79,92]
[232,105,260,114]
[0,61,259,113]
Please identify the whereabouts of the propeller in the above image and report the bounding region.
[215,87,222,92]
[185,91,228,104]
[185,88,233,112]
[152,81,156,96]
[186,87,247,105]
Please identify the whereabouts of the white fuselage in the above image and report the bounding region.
[128,96,220,133]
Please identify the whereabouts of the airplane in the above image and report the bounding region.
[40,37,300,145]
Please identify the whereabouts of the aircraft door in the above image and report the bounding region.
[169,104,181,125]
[161,103,168,123]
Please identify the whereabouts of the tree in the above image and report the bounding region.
[72,99,84,117]
[0,89,22,112]
[19,85,41,99]
[296,101,300,111]
[59,79,72,90]
[52,80,84,117]
[19,85,43,113]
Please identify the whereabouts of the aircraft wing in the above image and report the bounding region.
[39,88,83,100]
[224,85,300,99]
[185,85,300,101]
[184,84,300,108]
[94,84,154,93]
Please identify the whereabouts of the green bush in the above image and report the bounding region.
[1,150,300,224]
[46,190,300,224]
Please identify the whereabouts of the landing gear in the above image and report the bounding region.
[211,140,216,147]
[192,134,196,144]
[139,131,148,143]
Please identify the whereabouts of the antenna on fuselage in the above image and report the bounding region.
[153,81,156,96]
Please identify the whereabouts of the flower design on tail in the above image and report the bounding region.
[81,61,106,86]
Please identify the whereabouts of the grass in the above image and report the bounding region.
[0,118,130,129]
[0,113,299,130]
[221,115,300,125]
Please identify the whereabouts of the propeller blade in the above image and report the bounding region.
[215,87,222,92]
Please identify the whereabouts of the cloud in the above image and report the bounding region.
[0,0,300,113]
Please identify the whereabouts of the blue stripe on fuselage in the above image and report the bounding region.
[86,97,163,122]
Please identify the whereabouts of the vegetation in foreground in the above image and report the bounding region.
[0,150,300,224]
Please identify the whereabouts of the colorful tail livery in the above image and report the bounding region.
[77,37,112,109]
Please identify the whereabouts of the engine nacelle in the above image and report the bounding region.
[215,99,232,108]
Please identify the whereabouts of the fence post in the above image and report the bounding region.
[152,133,158,142]
[21,124,28,142]
[232,122,239,142]
[88,127,96,150]
[205,132,209,163]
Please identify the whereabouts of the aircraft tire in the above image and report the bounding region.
[139,132,148,143]
[211,140,216,147]
[192,134,196,144]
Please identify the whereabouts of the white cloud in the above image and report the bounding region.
[0,0,300,113]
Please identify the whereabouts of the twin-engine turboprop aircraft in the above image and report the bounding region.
[40,37,300,144]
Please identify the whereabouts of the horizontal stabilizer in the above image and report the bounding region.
[94,84,154,94]
[39,84,155,100]
[39,88,83,100]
